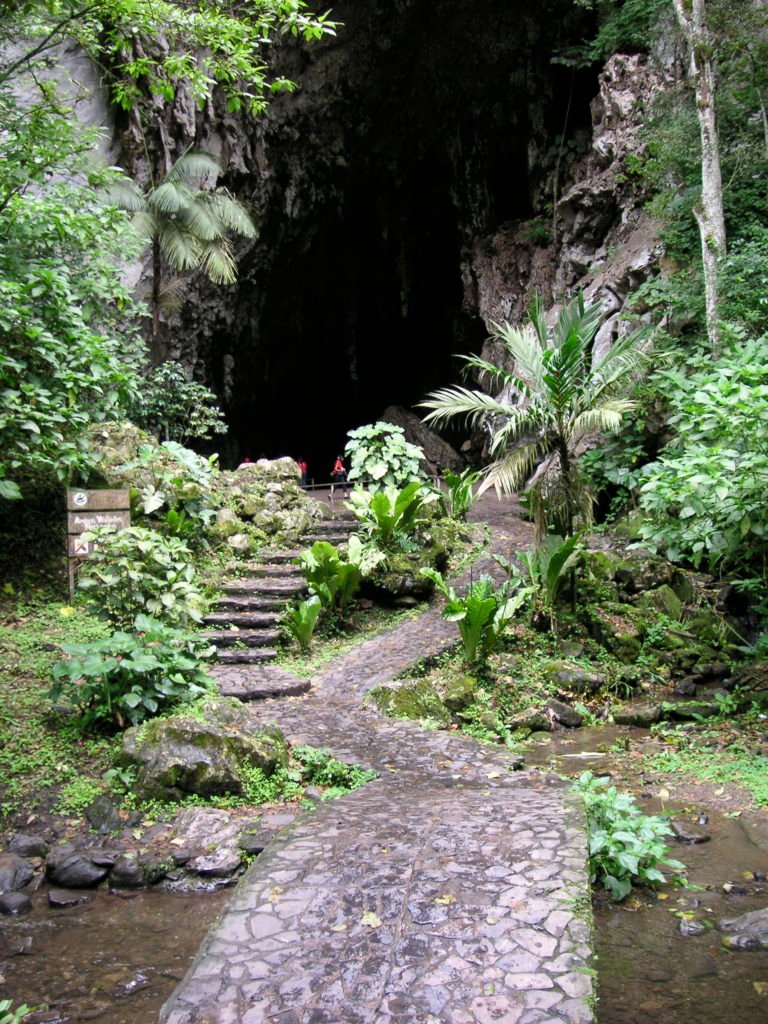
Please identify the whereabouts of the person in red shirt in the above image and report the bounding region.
[296,457,308,488]
[331,454,348,498]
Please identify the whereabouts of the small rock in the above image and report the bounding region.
[671,821,711,845]
[303,786,324,803]
[45,845,108,889]
[109,854,144,889]
[678,918,707,937]
[674,677,698,697]
[0,891,32,915]
[0,852,35,894]
[722,881,749,896]
[718,905,768,950]
[48,888,92,908]
[85,795,122,834]
[546,698,583,729]
[753,870,767,882]
[8,833,49,858]
[612,702,662,727]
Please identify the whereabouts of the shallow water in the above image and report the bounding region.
[0,888,228,1023]
[2,727,766,1023]
[522,726,768,1024]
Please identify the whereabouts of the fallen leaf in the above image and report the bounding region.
[435,894,456,906]
[331,923,347,933]
[487,771,501,779]
[754,982,768,996]
[657,893,669,900]
[361,911,381,928]
[268,886,283,903]
[658,787,670,802]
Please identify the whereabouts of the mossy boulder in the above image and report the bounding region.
[612,702,663,727]
[587,603,645,663]
[366,680,451,723]
[636,584,682,621]
[364,550,440,605]
[443,675,478,712]
[540,660,605,696]
[122,697,287,802]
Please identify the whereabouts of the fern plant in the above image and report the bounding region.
[421,293,648,537]
[440,467,482,521]
[347,481,438,551]
[496,534,582,632]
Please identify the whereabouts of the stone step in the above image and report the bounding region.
[250,550,303,565]
[222,579,306,598]
[202,629,282,649]
[215,595,287,613]
[215,647,278,665]
[204,611,282,629]
[245,564,304,579]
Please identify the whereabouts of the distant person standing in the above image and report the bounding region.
[330,454,348,499]
[297,456,308,488]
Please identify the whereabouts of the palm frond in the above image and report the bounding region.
[592,326,650,384]
[100,179,147,212]
[420,387,516,430]
[570,399,636,439]
[491,322,547,389]
[165,151,222,185]
[149,181,194,215]
[199,238,237,284]
[479,439,547,497]
[488,403,551,456]
[202,192,258,238]
[554,293,603,349]
[157,219,203,271]
[180,198,223,242]
[131,210,156,240]
[158,276,189,312]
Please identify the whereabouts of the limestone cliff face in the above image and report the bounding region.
[59,1,676,465]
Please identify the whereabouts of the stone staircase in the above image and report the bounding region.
[202,512,357,666]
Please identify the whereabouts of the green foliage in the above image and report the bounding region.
[499,534,583,631]
[1,1,338,116]
[422,569,531,665]
[344,422,425,490]
[422,293,648,537]
[347,481,438,552]
[117,440,218,531]
[0,90,146,499]
[282,595,322,653]
[56,776,103,814]
[558,0,668,66]
[128,362,227,444]
[439,468,482,521]
[575,771,685,901]
[720,227,768,336]
[77,526,208,628]
[292,745,377,798]
[50,613,214,731]
[299,541,362,615]
[0,1000,31,1024]
[637,335,768,571]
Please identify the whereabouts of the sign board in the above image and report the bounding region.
[67,510,131,534]
[67,488,130,511]
[66,488,131,599]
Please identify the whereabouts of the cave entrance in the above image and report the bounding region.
[218,0,596,475]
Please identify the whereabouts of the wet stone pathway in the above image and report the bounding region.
[161,497,595,1024]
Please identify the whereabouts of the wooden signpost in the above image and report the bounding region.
[66,488,130,599]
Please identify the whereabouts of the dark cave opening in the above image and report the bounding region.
[215,0,598,473]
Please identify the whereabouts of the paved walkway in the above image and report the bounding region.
[160,496,595,1024]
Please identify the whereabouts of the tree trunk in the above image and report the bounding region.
[672,0,727,353]
[151,236,161,338]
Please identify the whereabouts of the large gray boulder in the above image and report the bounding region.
[0,853,35,894]
[122,697,287,802]
[718,907,768,950]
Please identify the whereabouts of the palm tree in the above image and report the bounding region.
[104,151,257,334]
[421,294,648,537]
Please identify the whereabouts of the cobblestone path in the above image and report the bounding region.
[161,497,595,1024]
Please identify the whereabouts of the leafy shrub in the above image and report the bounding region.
[77,526,208,628]
[0,1000,31,1024]
[282,595,322,653]
[347,481,438,551]
[50,614,215,730]
[575,771,685,901]
[293,745,377,797]
[422,569,530,665]
[299,541,361,615]
[344,422,425,490]
[637,335,768,571]
[127,361,228,444]
[498,534,582,631]
[117,440,218,531]
[439,468,482,521]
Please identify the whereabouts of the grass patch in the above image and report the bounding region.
[643,743,768,808]
[0,595,116,833]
